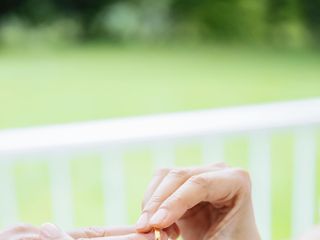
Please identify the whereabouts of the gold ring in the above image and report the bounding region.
[154,228,161,240]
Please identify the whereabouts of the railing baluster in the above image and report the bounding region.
[0,158,19,226]
[249,133,271,240]
[202,137,224,164]
[318,197,320,221]
[49,156,74,229]
[292,128,316,238]
[152,144,175,169]
[103,151,128,225]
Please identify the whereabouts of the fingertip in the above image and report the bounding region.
[136,212,153,233]
[40,223,61,239]
[149,209,170,229]
[135,225,153,233]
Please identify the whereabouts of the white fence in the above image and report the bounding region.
[0,98,319,239]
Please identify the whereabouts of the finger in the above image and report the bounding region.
[68,226,135,239]
[137,163,227,232]
[0,224,41,240]
[77,231,168,240]
[142,168,170,209]
[1,224,40,235]
[142,163,226,210]
[136,168,170,231]
[0,233,40,240]
[163,224,180,239]
[40,223,73,240]
[149,168,251,229]
[17,235,40,240]
[137,167,189,231]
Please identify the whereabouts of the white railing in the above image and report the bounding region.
[0,98,319,239]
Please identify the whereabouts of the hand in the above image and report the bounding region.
[0,224,41,240]
[0,223,173,240]
[0,223,74,240]
[299,225,320,240]
[136,163,261,240]
[39,223,72,240]
[42,224,172,240]
[68,225,170,240]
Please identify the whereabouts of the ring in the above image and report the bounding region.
[154,228,161,240]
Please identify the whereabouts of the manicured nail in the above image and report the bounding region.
[136,212,149,229]
[41,223,61,238]
[150,209,168,225]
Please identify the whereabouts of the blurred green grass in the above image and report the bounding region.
[1,44,320,129]
[0,44,319,240]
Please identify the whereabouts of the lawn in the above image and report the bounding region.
[0,44,319,240]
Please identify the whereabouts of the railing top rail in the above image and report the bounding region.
[0,98,320,154]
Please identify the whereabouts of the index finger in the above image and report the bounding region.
[77,231,169,240]
[40,223,73,240]
[68,226,135,239]
[142,168,170,209]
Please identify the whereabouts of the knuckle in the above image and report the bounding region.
[149,195,163,204]
[188,174,209,188]
[172,194,184,204]
[170,194,186,207]
[168,168,189,179]
[154,168,170,177]
[167,193,192,210]
[144,195,163,212]
[84,227,108,238]
[233,168,252,193]
[234,168,250,181]
[211,162,229,169]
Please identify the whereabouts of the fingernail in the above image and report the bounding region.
[136,212,149,229]
[150,209,168,225]
[41,223,61,238]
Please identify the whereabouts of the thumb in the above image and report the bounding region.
[40,223,73,240]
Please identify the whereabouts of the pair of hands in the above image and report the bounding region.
[1,164,261,240]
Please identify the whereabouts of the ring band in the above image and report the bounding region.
[154,228,161,240]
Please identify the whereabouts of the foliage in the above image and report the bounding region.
[0,0,319,47]
[299,0,320,46]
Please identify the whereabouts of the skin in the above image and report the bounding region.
[0,224,41,240]
[0,224,171,240]
[1,164,318,240]
[2,224,320,240]
[136,163,261,240]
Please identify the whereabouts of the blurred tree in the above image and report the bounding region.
[170,0,256,41]
[266,0,292,24]
[265,0,294,45]
[0,0,23,22]
[53,0,118,38]
[0,0,318,47]
[12,0,57,24]
[299,0,320,46]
